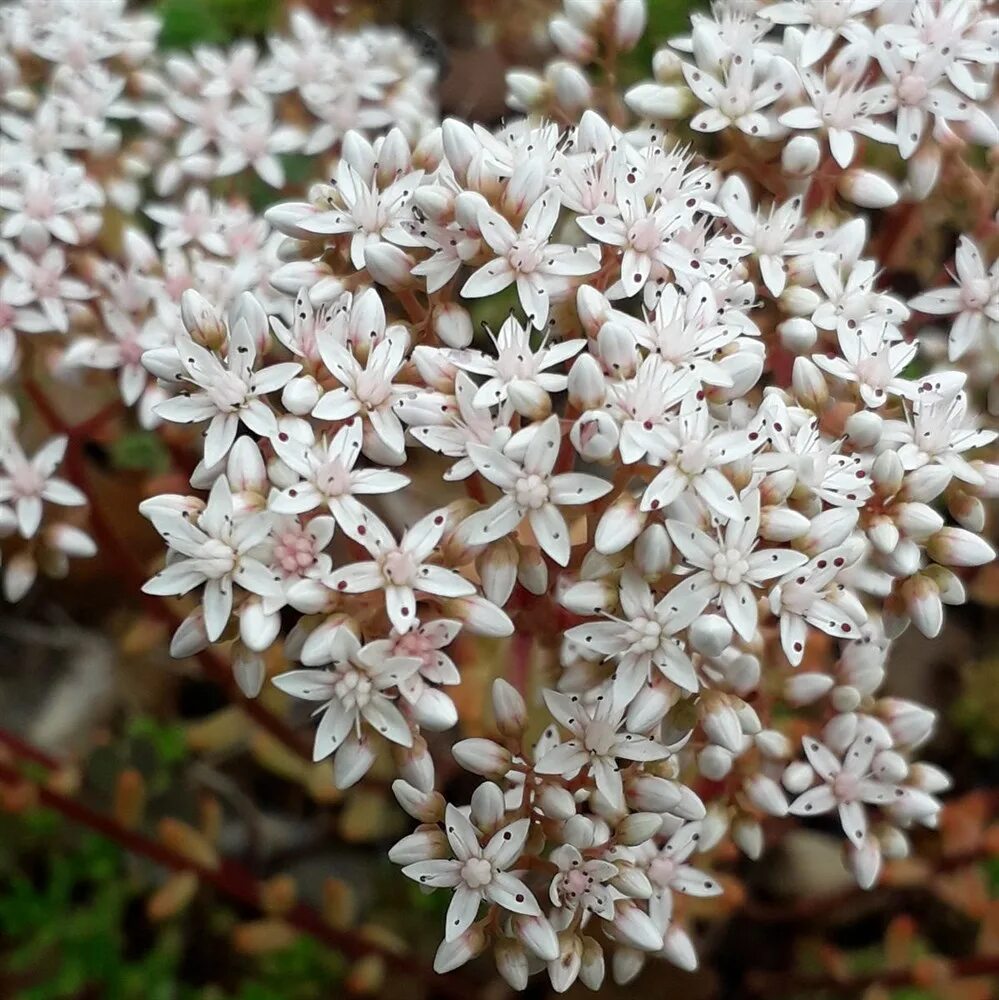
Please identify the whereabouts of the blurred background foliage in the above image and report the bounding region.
[2,2,997,1000]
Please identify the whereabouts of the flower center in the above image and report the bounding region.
[627,218,660,254]
[897,74,928,106]
[273,527,317,576]
[677,441,709,476]
[206,370,249,411]
[381,549,416,585]
[583,721,618,757]
[514,473,550,510]
[961,278,990,310]
[332,663,373,709]
[712,548,749,585]
[833,771,860,802]
[197,538,237,579]
[508,237,545,274]
[460,857,493,888]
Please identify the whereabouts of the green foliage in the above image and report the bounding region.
[157,0,281,49]
[110,430,172,474]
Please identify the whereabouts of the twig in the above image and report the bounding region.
[0,750,470,999]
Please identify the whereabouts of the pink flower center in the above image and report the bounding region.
[381,549,416,585]
[273,527,317,575]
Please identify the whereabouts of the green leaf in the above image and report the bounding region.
[110,431,171,474]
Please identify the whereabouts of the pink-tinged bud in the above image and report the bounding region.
[900,464,952,503]
[634,524,672,576]
[612,901,663,952]
[838,168,899,208]
[567,353,606,410]
[570,410,619,462]
[624,82,688,118]
[549,16,596,61]
[507,378,553,419]
[782,760,815,794]
[434,921,488,973]
[756,729,791,759]
[759,506,810,542]
[907,144,941,199]
[883,592,910,639]
[744,774,789,817]
[169,609,209,658]
[452,738,512,778]
[579,935,606,990]
[444,595,514,637]
[232,642,267,698]
[278,374,320,416]
[264,201,314,236]
[506,70,545,112]
[879,697,936,747]
[514,914,560,962]
[910,762,950,794]
[709,352,764,400]
[780,284,822,316]
[849,839,882,890]
[363,243,415,289]
[610,863,654,900]
[872,450,904,495]
[548,931,582,992]
[597,322,638,378]
[652,47,683,81]
[844,409,883,448]
[625,774,682,813]
[239,599,280,654]
[792,356,828,409]
[733,817,764,859]
[689,615,733,658]
[614,0,647,50]
[698,745,733,780]
[892,788,940,824]
[919,566,963,609]
[549,60,593,111]
[785,672,834,706]
[413,689,458,731]
[781,135,822,177]
[45,523,96,558]
[778,316,817,353]
[896,502,944,540]
[495,938,530,991]
[432,302,473,349]
[760,469,797,506]
[470,781,505,831]
[393,736,436,792]
[663,925,698,971]
[576,284,614,336]
[868,515,900,555]
[411,126,443,170]
[561,577,616,615]
[948,489,986,533]
[674,784,707,820]
[492,678,527,738]
[333,734,376,789]
[624,690,671,739]
[411,185,452,224]
[611,946,645,985]
[388,825,448,865]
[441,119,479,179]
[798,507,859,555]
[594,493,646,554]
[537,783,576,821]
[391,780,446,822]
[475,537,518,606]
[927,526,995,567]
[180,289,225,348]
[615,812,663,848]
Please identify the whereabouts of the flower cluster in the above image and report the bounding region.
[4,0,997,992]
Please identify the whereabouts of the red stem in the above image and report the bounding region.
[0,752,469,997]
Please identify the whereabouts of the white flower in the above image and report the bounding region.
[909,236,998,361]
[457,415,611,566]
[629,821,721,900]
[0,434,85,538]
[666,490,809,641]
[448,315,585,416]
[141,477,282,642]
[462,192,600,329]
[153,292,300,466]
[549,844,618,919]
[272,628,420,760]
[326,508,476,633]
[566,567,702,702]
[534,689,670,810]
[402,805,541,941]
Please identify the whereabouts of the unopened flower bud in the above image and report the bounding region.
[624,83,688,118]
[434,921,488,973]
[568,353,606,410]
[792,356,828,409]
[785,672,834,705]
[614,0,647,50]
[634,523,672,576]
[947,489,986,532]
[432,302,473,348]
[879,697,936,747]
[616,812,662,847]
[838,168,899,208]
[733,816,764,859]
[844,409,883,448]
[391,780,445,822]
[780,284,822,316]
[778,316,817,353]
[495,938,529,991]
[549,16,596,61]
[180,289,226,348]
[549,60,592,111]
[594,492,646,553]
[927,527,995,567]
[625,774,682,813]
[781,135,822,177]
[507,378,553,419]
[907,144,941,199]
[612,901,663,952]
[513,914,560,962]
[452,738,512,777]
[570,410,619,462]
[492,678,527,738]
[388,825,448,864]
[745,774,789,817]
[782,760,814,794]
[689,614,733,657]
[506,69,545,112]
[698,744,733,780]
[363,243,416,288]
[849,839,883,890]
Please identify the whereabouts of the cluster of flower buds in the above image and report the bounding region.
[3,0,997,990]
[507,0,648,118]
[0,1,438,594]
